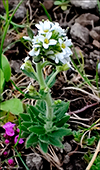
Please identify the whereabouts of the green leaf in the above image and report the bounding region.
[2,54,11,82]
[87,136,96,146]
[61,5,67,10]
[22,69,38,81]
[73,130,82,142]
[0,68,5,92]
[20,113,31,121]
[54,1,62,5]
[27,27,34,39]
[28,125,45,135]
[25,133,38,148]
[39,141,48,153]
[27,105,39,121]
[20,125,27,131]
[21,131,29,138]
[49,136,63,148]
[49,128,72,138]
[54,101,70,121]
[39,134,49,143]
[36,100,46,115]
[0,98,23,115]
[22,121,34,128]
[55,115,70,127]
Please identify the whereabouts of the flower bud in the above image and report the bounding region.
[3,151,8,156]
[8,159,14,166]
[5,139,10,144]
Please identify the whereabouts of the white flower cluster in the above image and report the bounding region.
[24,20,73,66]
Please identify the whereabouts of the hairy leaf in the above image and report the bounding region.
[25,133,38,148]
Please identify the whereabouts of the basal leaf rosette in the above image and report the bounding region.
[24,20,73,69]
[20,100,72,153]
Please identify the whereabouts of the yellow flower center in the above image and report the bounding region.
[44,38,49,44]
[61,43,66,49]
[44,29,49,33]
[34,48,38,51]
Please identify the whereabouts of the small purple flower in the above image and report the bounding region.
[5,127,15,137]
[3,133,7,138]
[5,139,10,144]
[16,128,20,133]
[3,122,16,129]
[14,135,24,144]
[8,159,14,166]
[3,122,15,137]
[3,151,8,156]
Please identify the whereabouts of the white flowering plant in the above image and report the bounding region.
[20,20,73,153]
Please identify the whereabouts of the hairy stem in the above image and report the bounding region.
[36,62,53,120]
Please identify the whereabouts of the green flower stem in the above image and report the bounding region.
[36,62,46,89]
[0,15,25,28]
[36,61,53,120]
[47,70,59,87]
[0,0,24,69]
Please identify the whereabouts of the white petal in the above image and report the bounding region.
[29,49,35,56]
[23,36,32,41]
[24,56,30,62]
[46,51,54,55]
[35,23,42,30]
[65,39,73,46]
[55,57,59,63]
[46,32,52,39]
[43,43,49,49]
[35,49,40,56]
[49,39,57,45]
[20,64,25,70]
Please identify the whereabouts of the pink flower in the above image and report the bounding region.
[3,151,8,156]
[5,139,10,144]
[3,122,16,129]
[16,128,20,133]
[3,122,15,137]
[14,135,24,144]
[5,127,15,136]
[8,159,14,166]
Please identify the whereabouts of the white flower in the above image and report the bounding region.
[39,32,57,49]
[29,46,40,56]
[35,20,52,34]
[23,36,32,41]
[55,52,65,64]
[59,38,73,54]
[32,35,41,44]
[51,22,66,36]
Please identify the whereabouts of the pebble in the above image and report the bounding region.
[70,0,97,10]
[89,30,100,41]
[26,153,43,170]
[92,40,100,49]
[70,23,90,45]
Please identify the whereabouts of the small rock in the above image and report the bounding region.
[13,5,26,21]
[93,26,100,34]
[43,0,54,10]
[10,60,23,74]
[70,23,90,45]
[63,142,72,153]
[92,40,100,49]
[26,153,43,170]
[75,13,99,27]
[89,30,100,41]
[63,155,70,164]
[70,0,97,9]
